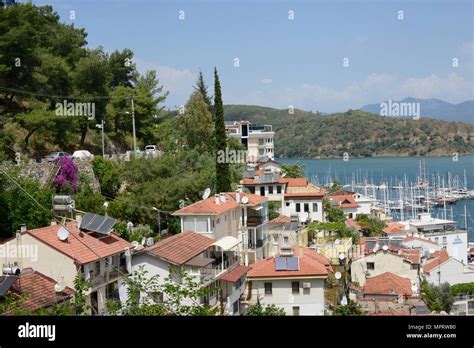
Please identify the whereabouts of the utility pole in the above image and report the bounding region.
[96,120,105,157]
[131,97,137,152]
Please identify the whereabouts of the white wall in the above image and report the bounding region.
[424,258,474,286]
[423,231,468,264]
[283,199,323,223]
[250,278,325,315]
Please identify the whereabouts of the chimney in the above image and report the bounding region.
[20,224,27,233]
[236,190,241,204]
[215,194,220,205]
[299,247,304,258]
[76,214,82,228]
[220,193,226,203]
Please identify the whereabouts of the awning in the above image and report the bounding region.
[218,265,251,282]
[211,236,240,251]
[184,256,215,267]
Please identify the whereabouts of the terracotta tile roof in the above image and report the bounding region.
[284,182,326,198]
[329,194,358,208]
[247,246,330,279]
[269,215,291,225]
[5,268,74,314]
[346,218,362,231]
[370,310,409,316]
[26,221,132,265]
[383,222,407,235]
[144,231,214,265]
[218,265,251,282]
[172,192,267,215]
[399,248,421,265]
[286,178,309,187]
[241,177,289,185]
[364,272,413,296]
[423,250,450,273]
[403,236,438,246]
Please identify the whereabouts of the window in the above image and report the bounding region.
[292,282,300,294]
[292,306,300,316]
[217,218,220,224]
[304,203,309,212]
[264,282,272,295]
[273,234,278,242]
[249,187,255,194]
[268,186,274,194]
[284,236,289,244]
[233,301,239,314]
[442,236,447,245]
[260,187,265,196]
[367,262,375,270]
[258,139,264,145]
[94,261,100,276]
[296,203,301,212]
[211,219,215,228]
[286,202,290,207]
[411,264,418,270]
[435,237,439,243]
[277,186,282,194]
[232,210,236,220]
[312,203,318,212]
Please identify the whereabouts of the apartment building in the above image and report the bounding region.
[1,215,132,315]
[328,191,373,219]
[172,191,269,264]
[225,120,275,163]
[422,250,474,286]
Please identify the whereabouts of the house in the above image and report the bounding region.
[282,178,325,223]
[422,250,474,286]
[403,236,441,255]
[241,170,288,213]
[255,158,282,173]
[225,121,275,163]
[246,245,332,315]
[131,231,249,315]
[0,268,74,315]
[1,216,132,315]
[267,215,308,256]
[172,191,269,264]
[407,213,468,264]
[383,222,409,238]
[350,240,420,294]
[328,191,372,219]
[363,272,413,300]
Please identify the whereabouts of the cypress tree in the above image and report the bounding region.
[213,67,231,193]
[194,70,213,113]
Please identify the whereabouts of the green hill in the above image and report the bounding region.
[223,105,474,158]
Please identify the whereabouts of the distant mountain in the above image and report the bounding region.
[361,98,474,124]
[224,105,474,159]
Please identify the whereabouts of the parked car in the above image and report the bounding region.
[72,150,94,159]
[145,145,162,158]
[45,152,70,162]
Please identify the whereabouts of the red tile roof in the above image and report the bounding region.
[26,221,132,265]
[383,222,407,235]
[5,268,74,314]
[370,310,409,316]
[399,248,421,265]
[346,218,362,231]
[364,272,413,296]
[423,250,450,273]
[269,215,291,225]
[247,246,331,279]
[218,265,251,282]
[286,178,309,187]
[329,194,358,208]
[284,182,326,198]
[144,231,214,265]
[172,192,267,215]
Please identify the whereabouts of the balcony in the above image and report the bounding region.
[246,235,268,250]
[199,255,240,280]
[247,215,264,227]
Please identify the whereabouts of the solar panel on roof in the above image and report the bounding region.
[286,257,299,271]
[275,257,287,271]
[0,276,17,297]
[80,212,116,235]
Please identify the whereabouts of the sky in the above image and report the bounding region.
[35,0,474,113]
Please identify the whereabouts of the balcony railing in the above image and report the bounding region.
[247,215,264,227]
[246,236,268,250]
[199,256,240,279]
[455,294,474,302]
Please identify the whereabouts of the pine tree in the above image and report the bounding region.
[213,68,231,193]
[194,70,212,112]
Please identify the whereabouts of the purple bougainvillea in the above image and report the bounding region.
[53,156,78,192]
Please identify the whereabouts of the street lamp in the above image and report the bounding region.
[126,97,137,152]
[152,206,161,234]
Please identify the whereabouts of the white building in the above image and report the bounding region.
[131,231,250,315]
[422,250,474,286]
[328,191,373,219]
[172,191,269,264]
[407,213,468,265]
[225,121,275,163]
[267,215,308,256]
[246,245,332,315]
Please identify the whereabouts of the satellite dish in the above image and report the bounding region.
[335,271,342,280]
[382,245,389,251]
[146,237,154,247]
[141,237,146,246]
[338,252,345,260]
[241,196,249,204]
[127,221,133,231]
[131,241,139,249]
[54,282,66,293]
[57,227,69,241]
[429,248,435,255]
[334,239,341,246]
[103,201,109,209]
[202,188,211,200]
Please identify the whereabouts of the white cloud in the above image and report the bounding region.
[261,78,273,85]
